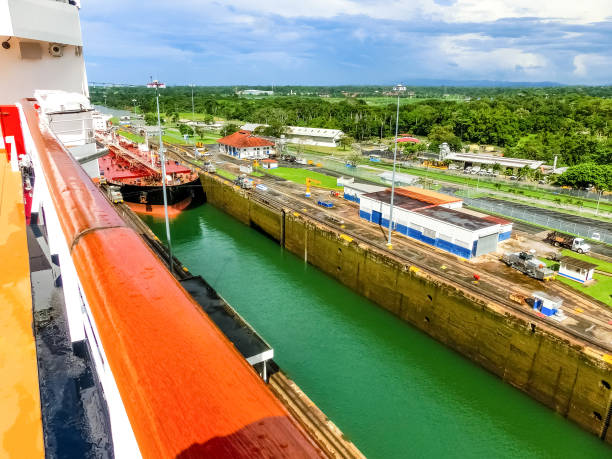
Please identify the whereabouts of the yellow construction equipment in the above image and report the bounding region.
[305,177,321,197]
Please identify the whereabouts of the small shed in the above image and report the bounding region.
[532,291,563,317]
[260,159,278,169]
[558,256,597,283]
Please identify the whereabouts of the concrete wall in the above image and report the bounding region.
[199,171,612,445]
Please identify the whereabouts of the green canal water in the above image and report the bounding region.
[143,205,610,458]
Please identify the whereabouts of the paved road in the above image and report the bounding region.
[477,197,612,232]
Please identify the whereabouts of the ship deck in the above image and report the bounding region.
[0,150,44,458]
[98,141,197,186]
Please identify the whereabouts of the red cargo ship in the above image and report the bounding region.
[98,133,204,217]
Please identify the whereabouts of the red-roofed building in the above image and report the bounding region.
[217,130,275,160]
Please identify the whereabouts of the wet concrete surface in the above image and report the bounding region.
[28,226,113,458]
[209,156,612,350]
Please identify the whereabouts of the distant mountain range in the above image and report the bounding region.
[397,78,563,87]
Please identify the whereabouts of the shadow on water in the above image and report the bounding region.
[142,205,611,459]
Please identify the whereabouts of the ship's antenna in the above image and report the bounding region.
[150,78,174,274]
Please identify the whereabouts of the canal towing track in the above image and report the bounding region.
[134,136,612,444]
[149,139,612,353]
[109,195,366,459]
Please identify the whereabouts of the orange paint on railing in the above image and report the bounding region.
[21,101,322,458]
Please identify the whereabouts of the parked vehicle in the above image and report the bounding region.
[317,200,334,208]
[502,251,555,281]
[255,183,268,191]
[234,174,253,189]
[545,232,591,253]
[203,162,216,173]
[107,186,123,204]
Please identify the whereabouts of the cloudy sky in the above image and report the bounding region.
[81,0,612,85]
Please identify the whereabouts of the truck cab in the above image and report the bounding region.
[571,238,590,254]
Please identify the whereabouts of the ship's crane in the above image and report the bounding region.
[305,177,321,197]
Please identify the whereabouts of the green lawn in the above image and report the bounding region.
[117,130,144,143]
[161,128,188,144]
[289,143,343,156]
[196,133,222,144]
[264,167,342,189]
[216,169,236,181]
[544,252,612,306]
[250,170,264,177]
[558,274,612,306]
[325,96,437,106]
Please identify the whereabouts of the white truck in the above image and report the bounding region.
[545,232,591,254]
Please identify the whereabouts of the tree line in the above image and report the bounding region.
[91,86,611,167]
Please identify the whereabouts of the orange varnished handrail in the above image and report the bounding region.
[21,100,322,458]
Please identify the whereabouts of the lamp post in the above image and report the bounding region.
[149,79,174,274]
[131,98,137,114]
[387,84,405,248]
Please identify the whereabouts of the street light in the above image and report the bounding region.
[131,98,137,114]
[148,79,174,274]
[387,84,406,248]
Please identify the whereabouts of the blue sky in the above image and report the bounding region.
[81,0,612,85]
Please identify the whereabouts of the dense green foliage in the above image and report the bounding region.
[555,164,612,191]
[91,85,611,166]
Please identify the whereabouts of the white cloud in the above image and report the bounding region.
[216,0,611,24]
[436,33,547,76]
[573,53,612,78]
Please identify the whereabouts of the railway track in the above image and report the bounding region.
[130,139,612,353]
[269,371,365,459]
[246,178,612,353]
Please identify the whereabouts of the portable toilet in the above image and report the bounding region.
[532,291,563,317]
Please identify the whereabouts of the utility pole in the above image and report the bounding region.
[596,189,602,215]
[387,84,405,249]
[150,79,173,274]
[191,84,195,119]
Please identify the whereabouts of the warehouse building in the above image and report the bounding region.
[217,130,274,160]
[358,187,511,259]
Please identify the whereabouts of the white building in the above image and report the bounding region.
[378,171,419,186]
[241,123,344,147]
[558,256,597,283]
[358,187,511,259]
[92,110,112,131]
[238,90,274,96]
[217,130,274,160]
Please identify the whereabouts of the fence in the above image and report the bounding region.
[464,197,612,244]
[303,153,612,244]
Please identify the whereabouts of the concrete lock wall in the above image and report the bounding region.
[199,172,612,444]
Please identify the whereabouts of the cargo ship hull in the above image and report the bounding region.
[118,177,205,217]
